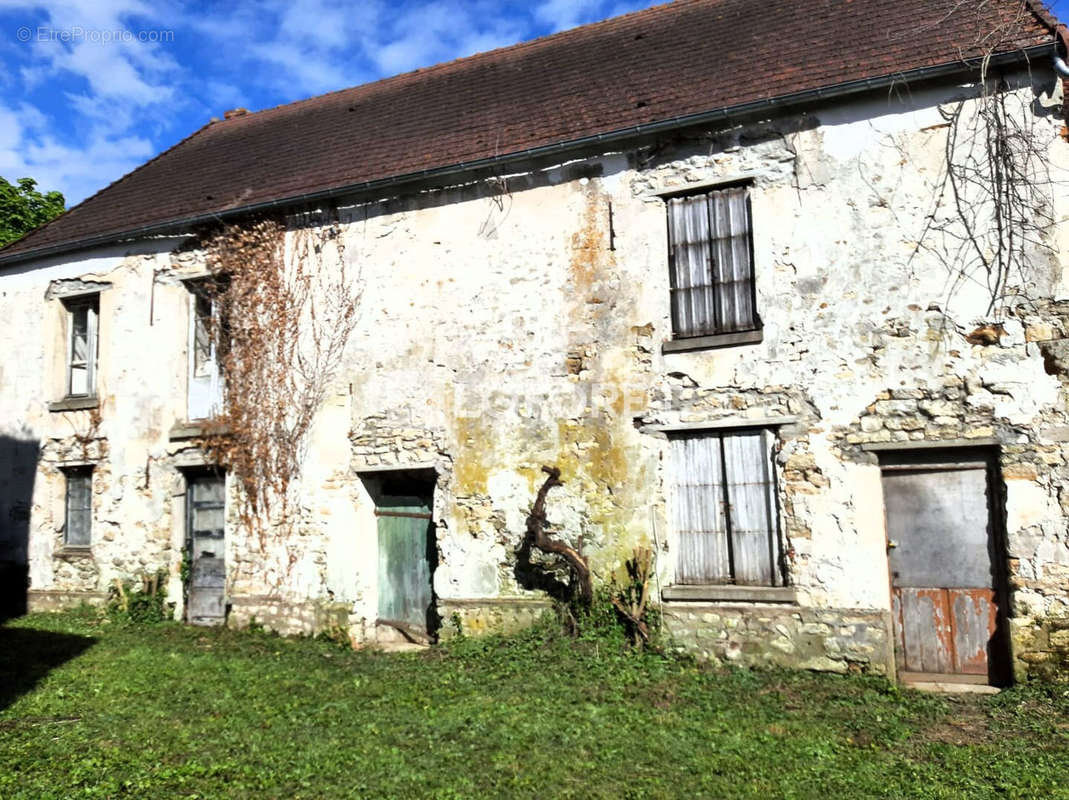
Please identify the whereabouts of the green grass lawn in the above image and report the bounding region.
[1,610,1067,799]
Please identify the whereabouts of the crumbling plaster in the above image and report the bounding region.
[1,73,1067,676]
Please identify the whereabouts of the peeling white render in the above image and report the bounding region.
[2,72,1068,680]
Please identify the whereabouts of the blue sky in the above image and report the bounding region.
[0,0,1067,206]
[0,0,660,205]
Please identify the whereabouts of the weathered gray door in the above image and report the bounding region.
[186,474,226,626]
[376,495,434,632]
[882,458,1004,682]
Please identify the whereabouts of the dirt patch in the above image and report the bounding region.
[641,680,679,710]
[915,700,993,746]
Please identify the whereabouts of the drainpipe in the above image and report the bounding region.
[1055,27,1069,135]
[1054,26,1069,77]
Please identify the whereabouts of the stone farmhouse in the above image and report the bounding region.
[2,0,1068,687]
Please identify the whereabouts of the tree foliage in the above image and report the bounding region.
[0,176,65,247]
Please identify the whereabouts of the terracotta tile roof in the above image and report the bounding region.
[1,0,1057,262]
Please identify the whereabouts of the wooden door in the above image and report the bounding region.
[186,474,226,626]
[376,495,434,633]
[881,457,1006,683]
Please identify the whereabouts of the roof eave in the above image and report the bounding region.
[0,42,1055,270]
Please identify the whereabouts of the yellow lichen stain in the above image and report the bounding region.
[567,181,619,303]
[448,179,656,579]
[552,408,651,576]
[515,465,542,495]
[458,610,490,636]
[453,415,494,495]
[553,181,657,573]
[569,194,603,295]
[630,322,654,338]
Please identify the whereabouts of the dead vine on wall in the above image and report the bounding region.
[195,213,362,572]
[912,7,1060,319]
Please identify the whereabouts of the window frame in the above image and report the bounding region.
[62,294,99,398]
[668,427,784,588]
[184,278,226,421]
[62,465,93,549]
[664,181,760,346]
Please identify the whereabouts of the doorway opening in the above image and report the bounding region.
[183,468,227,627]
[359,469,439,642]
[879,449,1011,686]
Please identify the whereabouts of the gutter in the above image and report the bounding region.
[0,41,1055,269]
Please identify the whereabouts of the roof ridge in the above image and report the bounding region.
[0,120,216,255]
[218,0,685,125]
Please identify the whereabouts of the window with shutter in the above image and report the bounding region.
[671,429,782,586]
[666,185,757,339]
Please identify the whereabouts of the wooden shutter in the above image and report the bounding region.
[709,187,755,332]
[672,430,780,586]
[672,435,731,583]
[667,194,715,338]
[667,186,756,337]
[722,431,778,585]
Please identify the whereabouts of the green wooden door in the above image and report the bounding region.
[376,495,434,631]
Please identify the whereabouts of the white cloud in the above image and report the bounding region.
[0,0,184,201]
[0,99,153,203]
[246,39,358,96]
[533,0,606,32]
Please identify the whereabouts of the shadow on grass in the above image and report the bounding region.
[0,626,96,711]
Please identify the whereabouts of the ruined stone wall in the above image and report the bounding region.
[1,72,1067,678]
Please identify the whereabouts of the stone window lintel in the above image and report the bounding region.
[45,279,111,301]
[640,416,799,437]
[862,438,1000,453]
[648,171,763,198]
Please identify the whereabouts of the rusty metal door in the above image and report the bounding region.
[881,456,1006,683]
[376,494,434,634]
[186,474,226,626]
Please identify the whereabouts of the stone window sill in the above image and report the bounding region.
[169,421,230,441]
[55,547,93,560]
[662,328,763,354]
[48,395,99,412]
[662,584,797,604]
